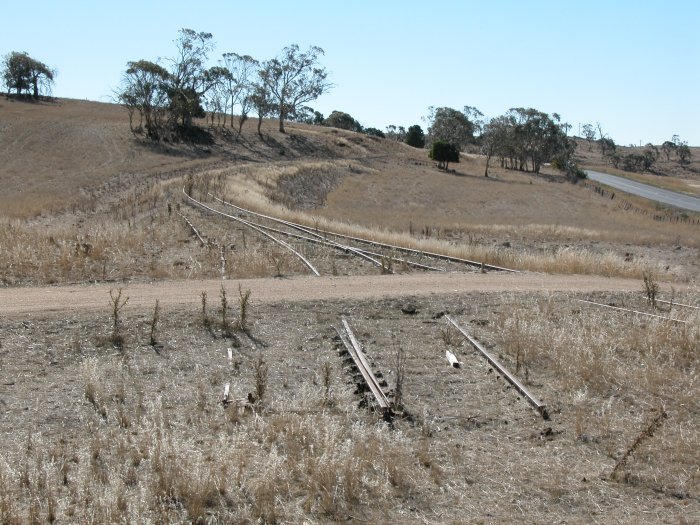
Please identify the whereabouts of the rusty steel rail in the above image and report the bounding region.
[178,212,227,278]
[184,189,320,276]
[445,315,548,419]
[210,194,395,272]
[336,317,391,414]
[239,214,390,272]
[210,193,447,272]
[212,195,518,273]
[220,213,446,273]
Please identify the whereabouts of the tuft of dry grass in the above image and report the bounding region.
[488,293,699,495]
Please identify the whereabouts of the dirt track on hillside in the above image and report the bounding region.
[1,272,689,315]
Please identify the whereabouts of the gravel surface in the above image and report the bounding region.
[0,272,680,316]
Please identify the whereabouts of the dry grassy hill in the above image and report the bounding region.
[0,97,388,218]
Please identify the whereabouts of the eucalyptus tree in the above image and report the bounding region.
[385,125,407,142]
[505,107,570,173]
[167,29,225,129]
[323,110,362,132]
[118,60,170,138]
[2,51,55,98]
[119,28,227,138]
[661,140,676,161]
[220,53,259,128]
[258,44,332,133]
[669,135,692,165]
[581,123,596,149]
[236,92,255,133]
[677,143,692,165]
[425,106,476,150]
[206,69,232,127]
[481,108,573,176]
[249,83,274,135]
[481,115,512,177]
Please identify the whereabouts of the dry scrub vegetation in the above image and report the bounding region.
[0,290,698,523]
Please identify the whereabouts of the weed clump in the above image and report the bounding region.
[149,299,160,346]
[253,354,269,404]
[610,407,668,482]
[392,334,406,410]
[200,290,209,327]
[235,284,252,332]
[108,288,128,347]
[220,285,229,334]
[642,270,660,308]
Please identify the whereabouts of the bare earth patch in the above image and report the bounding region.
[0,272,670,315]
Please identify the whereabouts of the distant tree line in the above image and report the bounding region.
[377,105,578,179]
[116,29,332,141]
[383,110,693,179]
[1,51,55,99]
[2,40,690,179]
[584,124,692,173]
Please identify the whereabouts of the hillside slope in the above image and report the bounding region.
[0,97,391,218]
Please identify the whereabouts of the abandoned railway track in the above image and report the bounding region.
[329,311,548,425]
[182,190,519,277]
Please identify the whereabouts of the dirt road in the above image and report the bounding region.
[1,272,686,315]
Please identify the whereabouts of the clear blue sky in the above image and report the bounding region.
[2,0,698,146]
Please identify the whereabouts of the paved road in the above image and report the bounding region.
[585,170,700,213]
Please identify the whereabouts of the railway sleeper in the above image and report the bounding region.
[333,329,394,420]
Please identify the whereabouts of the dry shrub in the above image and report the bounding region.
[266,161,359,210]
[0,463,21,524]
[225,247,273,278]
[642,270,660,308]
[152,446,227,523]
[253,413,420,519]
[252,354,269,403]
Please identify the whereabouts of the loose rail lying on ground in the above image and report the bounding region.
[575,299,688,324]
[336,317,392,416]
[445,315,549,419]
[656,298,700,310]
